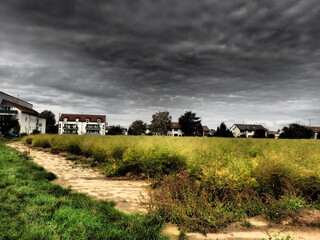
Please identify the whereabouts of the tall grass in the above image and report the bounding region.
[0,141,167,239]
[23,135,320,231]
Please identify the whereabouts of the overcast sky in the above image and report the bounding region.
[1,0,320,130]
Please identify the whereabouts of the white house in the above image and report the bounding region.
[58,114,107,135]
[167,122,184,136]
[0,91,46,134]
[167,122,211,137]
[230,124,267,138]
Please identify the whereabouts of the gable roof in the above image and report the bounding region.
[2,100,40,116]
[202,126,210,132]
[305,126,320,133]
[234,124,267,131]
[59,114,106,122]
[170,122,181,129]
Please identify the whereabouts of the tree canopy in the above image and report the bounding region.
[214,122,234,137]
[0,116,20,134]
[128,120,147,135]
[279,123,314,139]
[150,111,171,136]
[40,110,57,133]
[107,125,123,135]
[178,111,203,136]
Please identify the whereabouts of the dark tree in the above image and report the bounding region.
[318,132,320,139]
[40,110,58,133]
[178,111,203,136]
[279,123,314,139]
[107,125,123,135]
[150,111,171,136]
[214,122,234,137]
[253,129,267,138]
[267,134,275,138]
[128,120,147,135]
[0,116,20,134]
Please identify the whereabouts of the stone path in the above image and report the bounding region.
[8,142,149,214]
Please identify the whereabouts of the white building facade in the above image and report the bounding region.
[0,92,46,134]
[58,114,107,135]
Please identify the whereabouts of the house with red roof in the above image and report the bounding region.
[230,124,268,138]
[58,114,107,135]
[167,122,211,137]
[0,91,46,134]
[305,126,320,139]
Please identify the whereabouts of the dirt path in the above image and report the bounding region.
[8,142,149,214]
[8,142,320,240]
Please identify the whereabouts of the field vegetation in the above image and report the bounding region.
[0,139,167,239]
[23,135,320,232]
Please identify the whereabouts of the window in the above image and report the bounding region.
[86,118,90,123]
[76,118,79,122]
[25,117,27,121]
[97,119,101,123]
[64,118,68,122]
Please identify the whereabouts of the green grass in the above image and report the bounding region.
[22,135,320,232]
[0,140,167,240]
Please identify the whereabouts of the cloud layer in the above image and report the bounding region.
[1,0,320,129]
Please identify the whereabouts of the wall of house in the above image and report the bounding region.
[230,125,241,137]
[18,112,46,134]
[58,120,106,135]
[167,129,184,136]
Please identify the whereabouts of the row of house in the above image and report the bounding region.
[0,92,46,134]
[2,91,320,138]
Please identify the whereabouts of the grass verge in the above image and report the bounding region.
[0,140,167,240]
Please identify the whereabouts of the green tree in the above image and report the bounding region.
[107,125,123,135]
[279,123,314,139]
[0,116,20,135]
[214,122,234,137]
[178,111,203,136]
[253,129,267,138]
[128,120,147,135]
[150,111,171,136]
[40,110,58,133]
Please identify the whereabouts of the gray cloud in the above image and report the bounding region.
[1,0,320,128]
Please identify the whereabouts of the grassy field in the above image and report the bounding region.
[0,139,167,240]
[23,135,320,232]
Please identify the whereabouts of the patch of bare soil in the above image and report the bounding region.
[8,142,149,214]
[8,142,320,240]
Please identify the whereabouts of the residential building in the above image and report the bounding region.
[58,114,106,135]
[0,91,46,134]
[230,124,267,138]
[167,122,211,137]
[167,122,184,136]
[305,126,320,139]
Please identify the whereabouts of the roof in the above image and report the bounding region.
[305,126,320,133]
[59,114,106,122]
[202,126,210,132]
[170,122,181,129]
[268,131,278,135]
[234,124,267,131]
[3,100,40,116]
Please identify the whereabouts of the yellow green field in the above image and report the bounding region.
[23,135,320,232]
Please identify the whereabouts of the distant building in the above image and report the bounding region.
[167,122,211,137]
[167,122,184,137]
[304,126,320,139]
[230,124,267,138]
[58,114,106,135]
[0,91,46,134]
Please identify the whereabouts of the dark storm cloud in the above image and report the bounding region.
[1,0,320,128]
